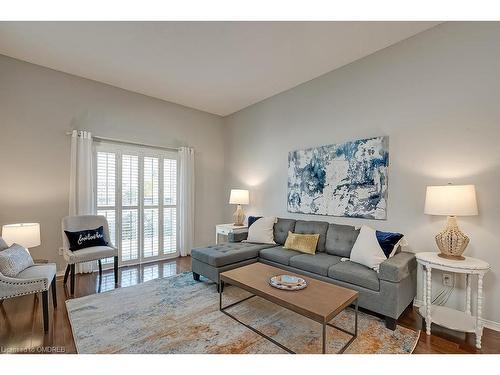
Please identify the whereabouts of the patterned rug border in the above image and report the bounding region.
[409,330,421,354]
[66,272,420,354]
[66,302,81,354]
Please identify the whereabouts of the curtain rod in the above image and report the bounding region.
[66,131,181,151]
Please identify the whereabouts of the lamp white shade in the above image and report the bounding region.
[229,189,249,205]
[424,185,478,216]
[1,223,41,248]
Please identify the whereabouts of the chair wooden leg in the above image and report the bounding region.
[42,290,49,333]
[114,256,119,284]
[70,264,76,296]
[98,259,103,280]
[51,276,57,308]
[63,265,70,285]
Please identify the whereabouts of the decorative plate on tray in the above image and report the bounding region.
[269,274,307,290]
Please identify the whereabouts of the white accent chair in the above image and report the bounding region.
[0,238,57,333]
[61,215,119,296]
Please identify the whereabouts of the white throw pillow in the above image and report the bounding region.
[244,216,277,244]
[0,243,35,277]
[349,225,396,272]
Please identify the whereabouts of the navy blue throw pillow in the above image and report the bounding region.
[64,226,108,251]
[376,230,404,258]
[247,216,262,227]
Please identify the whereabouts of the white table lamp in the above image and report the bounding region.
[424,184,478,260]
[229,189,249,226]
[1,223,41,249]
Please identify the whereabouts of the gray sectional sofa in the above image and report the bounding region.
[191,218,417,330]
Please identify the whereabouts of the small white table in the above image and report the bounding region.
[416,252,490,348]
[215,223,248,244]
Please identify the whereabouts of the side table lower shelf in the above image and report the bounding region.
[419,305,476,333]
[416,252,490,349]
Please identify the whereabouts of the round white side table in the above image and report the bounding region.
[416,252,490,349]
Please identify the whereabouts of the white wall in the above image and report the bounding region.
[223,22,500,325]
[0,55,225,271]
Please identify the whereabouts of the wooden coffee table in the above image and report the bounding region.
[219,262,359,354]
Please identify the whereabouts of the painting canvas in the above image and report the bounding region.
[287,136,389,220]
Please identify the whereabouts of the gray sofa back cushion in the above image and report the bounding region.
[294,220,329,252]
[325,223,360,257]
[273,218,296,245]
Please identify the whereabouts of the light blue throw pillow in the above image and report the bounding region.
[0,243,35,277]
[0,237,8,251]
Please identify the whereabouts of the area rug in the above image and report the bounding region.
[66,272,419,354]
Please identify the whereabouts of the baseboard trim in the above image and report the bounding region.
[413,299,500,332]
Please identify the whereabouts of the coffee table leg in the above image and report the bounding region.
[325,297,359,354]
[220,289,293,353]
[355,298,358,337]
[322,322,326,354]
[219,280,224,310]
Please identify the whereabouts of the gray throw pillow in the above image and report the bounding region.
[0,243,35,277]
[0,237,8,251]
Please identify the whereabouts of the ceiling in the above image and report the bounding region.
[0,22,439,116]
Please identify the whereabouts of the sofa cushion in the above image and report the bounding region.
[245,216,277,244]
[248,216,262,227]
[376,230,405,258]
[350,225,401,272]
[273,218,296,245]
[64,226,108,251]
[191,242,273,267]
[289,253,342,276]
[259,246,302,265]
[325,223,360,257]
[328,261,380,291]
[294,220,329,251]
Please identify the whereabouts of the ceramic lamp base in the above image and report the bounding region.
[233,205,246,226]
[435,216,469,261]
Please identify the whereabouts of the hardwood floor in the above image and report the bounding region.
[1,256,498,354]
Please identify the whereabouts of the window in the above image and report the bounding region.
[95,142,178,267]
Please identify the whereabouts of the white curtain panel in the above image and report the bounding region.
[69,130,96,273]
[179,147,195,256]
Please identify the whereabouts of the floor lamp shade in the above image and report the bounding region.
[1,223,41,248]
[424,185,478,260]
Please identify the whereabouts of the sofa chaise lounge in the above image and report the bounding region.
[191,218,417,330]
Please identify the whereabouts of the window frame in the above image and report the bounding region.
[94,140,179,268]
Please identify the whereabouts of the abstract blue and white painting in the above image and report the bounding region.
[287,136,389,220]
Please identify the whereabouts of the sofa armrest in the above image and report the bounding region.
[378,251,417,282]
[228,232,248,243]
